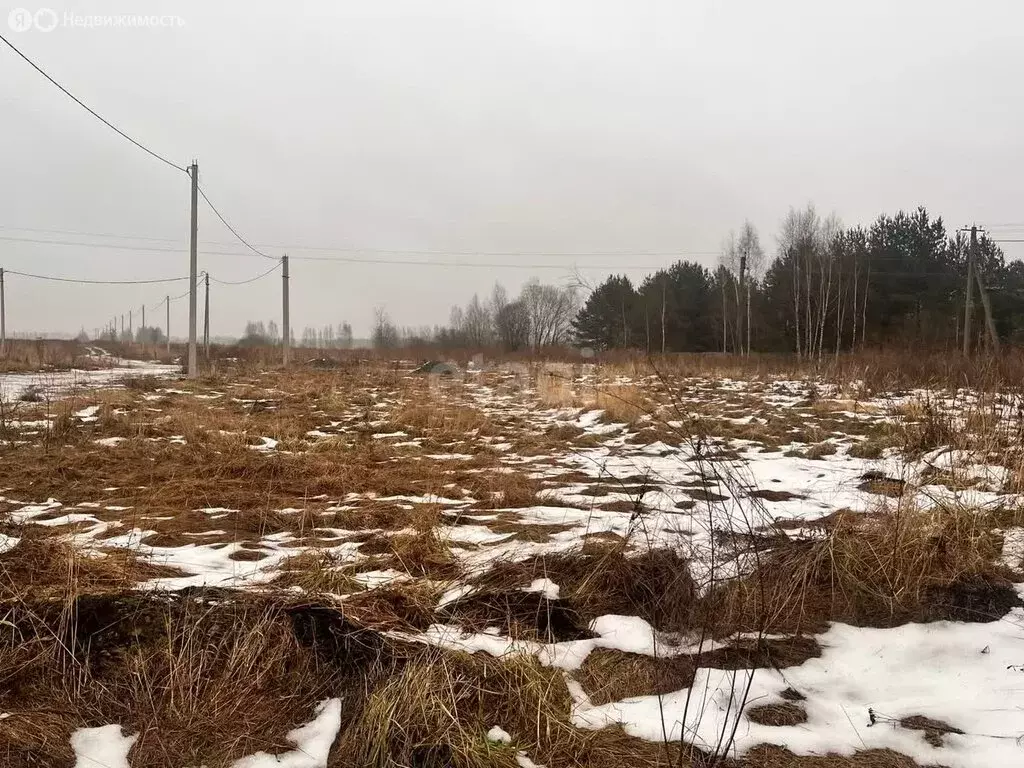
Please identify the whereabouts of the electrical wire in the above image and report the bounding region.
[196,186,278,261]
[0,226,720,258]
[0,31,187,173]
[207,262,282,285]
[6,270,189,285]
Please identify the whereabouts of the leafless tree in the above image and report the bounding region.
[736,221,765,355]
[372,306,399,350]
[462,294,493,347]
[520,278,578,351]
[495,300,530,351]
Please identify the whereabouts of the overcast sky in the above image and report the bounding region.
[1,0,1022,339]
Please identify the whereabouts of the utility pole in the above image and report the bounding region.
[141,304,145,334]
[120,314,124,339]
[660,276,666,355]
[739,252,748,356]
[0,268,6,357]
[963,226,976,356]
[165,296,170,355]
[282,254,290,367]
[970,226,1001,354]
[129,309,133,339]
[203,272,210,358]
[187,161,199,377]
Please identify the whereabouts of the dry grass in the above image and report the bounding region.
[0,532,184,600]
[586,384,650,424]
[391,401,489,437]
[337,648,688,768]
[717,504,1018,634]
[536,369,579,407]
[272,551,363,596]
[746,702,808,726]
[472,548,697,632]
[0,591,385,768]
[359,530,462,580]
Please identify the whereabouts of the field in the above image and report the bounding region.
[1,351,1023,767]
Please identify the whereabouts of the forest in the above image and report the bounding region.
[572,205,1018,356]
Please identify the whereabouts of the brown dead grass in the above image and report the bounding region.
[586,385,650,424]
[0,592,389,768]
[472,548,697,632]
[0,532,185,600]
[898,714,964,747]
[717,504,1019,634]
[741,745,937,767]
[747,702,808,726]
[337,647,692,768]
[272,551,363,596]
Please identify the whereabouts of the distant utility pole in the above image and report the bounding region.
[165,295,171,354]
[187,160,199,378]
[739,251,748,356]
[962,225,1000,355]
[963,227,976,356]
[129,309,133,338]
[120,314,124,338]
[971,226,1001,354]
[282,254,290,367]
[203,272,210,358]
[0,268,6,357]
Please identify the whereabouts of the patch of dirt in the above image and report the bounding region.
[924,575,1023,623]
[747,702,808,726]
[682,488,729,503]
[749,489,805,502]
[440,590,598,642]
[898,714,964,747]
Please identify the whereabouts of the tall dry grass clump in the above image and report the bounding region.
[585,384,650,424]
[716,504,1016,634]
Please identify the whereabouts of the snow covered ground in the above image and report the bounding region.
[3,363,1023,766]
[0,358,180,402]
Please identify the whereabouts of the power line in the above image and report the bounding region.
[196,185,277,261]
[208,262,282,285]
[0,31,186,174]
[0,226,720,258]
[6,269,189,285]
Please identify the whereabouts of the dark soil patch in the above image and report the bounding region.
[899,714,964,747]
[749,489,804,502]
[682,488,729,503]
[857,472,906,498]
[747,702,807,726]
[924,575,1023,622]
[471,548,696,632]
[440,591,597,642]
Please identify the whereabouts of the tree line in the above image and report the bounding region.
[233,204,1020,356]
[239,320,354,349]
[372,278,580,352]
[574,205,1020,356]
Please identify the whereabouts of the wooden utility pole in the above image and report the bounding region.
[963,226,976,356]
[0,268,6,357]
[203,272,210,358]
[141,304,145,333]
[129,309,133,339]
[660,277,666,355]
[739,253,748,356]
[282,255,290,367]
[187,161,199,378]
[971,226,1001,353]
[165,296,170,354]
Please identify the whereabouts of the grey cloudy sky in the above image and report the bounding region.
[1,0,1022,338]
